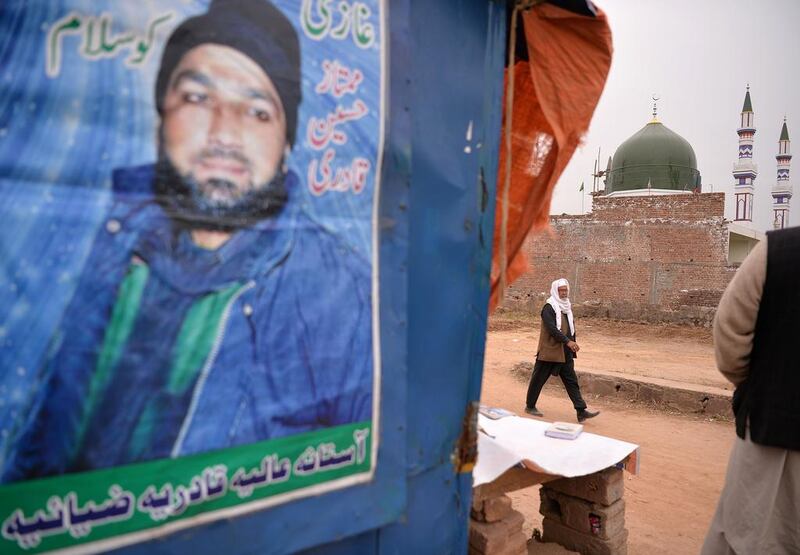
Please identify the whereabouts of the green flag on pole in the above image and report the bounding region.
[579,181,584,192]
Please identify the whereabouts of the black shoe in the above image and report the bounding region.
[577,409,599,423]
[524,406,544,417]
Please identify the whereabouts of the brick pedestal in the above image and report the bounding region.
[469,494,527,555]
[538,467,628,555]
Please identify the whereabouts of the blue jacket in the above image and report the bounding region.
[2,165,373,483]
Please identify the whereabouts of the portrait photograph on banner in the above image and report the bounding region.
[0,0,385,552]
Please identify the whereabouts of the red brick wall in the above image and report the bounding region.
[506,193,736,325]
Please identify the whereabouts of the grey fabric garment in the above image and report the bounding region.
[702,427,800,555]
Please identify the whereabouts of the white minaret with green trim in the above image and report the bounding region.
[733,86,757,222]
[772,118,792,229]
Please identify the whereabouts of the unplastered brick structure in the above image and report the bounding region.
[506,193,738,325]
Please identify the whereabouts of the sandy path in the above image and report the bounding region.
[486,317,729,392]
[481,325,735,555]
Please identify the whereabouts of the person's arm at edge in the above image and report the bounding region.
[713,238,767,386]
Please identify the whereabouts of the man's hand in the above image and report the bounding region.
[567,341,580,353]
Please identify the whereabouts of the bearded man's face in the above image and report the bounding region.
[156,44,289,227]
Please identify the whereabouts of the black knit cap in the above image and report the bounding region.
[155,0,302,145]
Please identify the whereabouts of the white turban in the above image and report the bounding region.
[547,278,574,336]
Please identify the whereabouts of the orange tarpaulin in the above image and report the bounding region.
[490,3,612,311]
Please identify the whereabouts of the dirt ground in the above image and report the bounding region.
[487,312,730,392]
[481,315,736,555]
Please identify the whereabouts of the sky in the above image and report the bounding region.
[549,0,800,232]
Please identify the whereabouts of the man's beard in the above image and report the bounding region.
[153,148,288,232]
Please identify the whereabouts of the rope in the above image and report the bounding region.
[498,0,539,306]
[498,3,519,306]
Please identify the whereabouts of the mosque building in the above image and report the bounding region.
[506,88,792,325]
[603,102,702,198]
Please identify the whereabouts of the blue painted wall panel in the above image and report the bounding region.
[405,0,506,480]
[379,467,473,555]
[380,1,506,552]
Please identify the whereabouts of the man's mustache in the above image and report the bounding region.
[193,147,252,168]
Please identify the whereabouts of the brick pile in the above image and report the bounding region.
[469,493,528,555]
[539,467,628,555]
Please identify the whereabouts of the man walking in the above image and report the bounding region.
[702,229,800,554]
[524,278,599,423]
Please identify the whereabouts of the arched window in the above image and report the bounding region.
[736,196,746,220]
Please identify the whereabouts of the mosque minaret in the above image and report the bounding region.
[772,118,792,229]
[733,86,757,223]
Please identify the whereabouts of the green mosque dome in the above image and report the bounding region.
[605,120,702,195]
